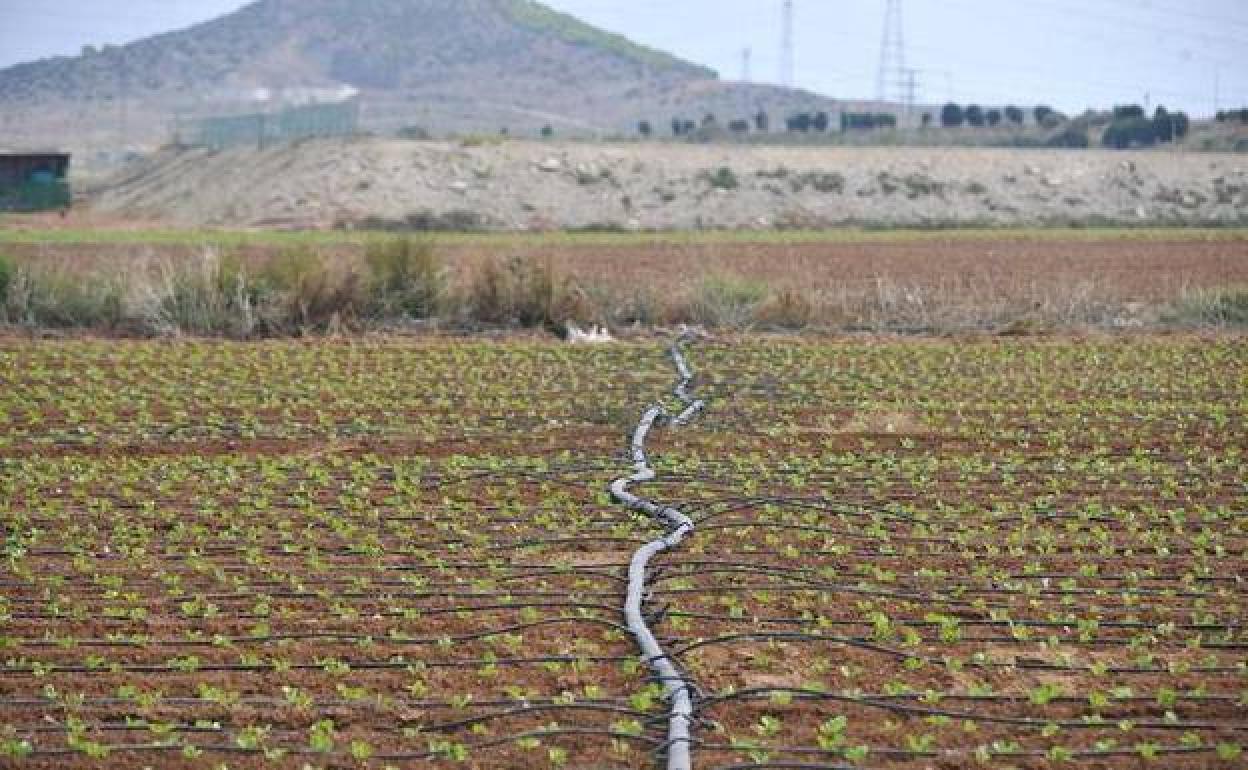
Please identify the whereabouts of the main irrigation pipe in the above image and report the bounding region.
[610,331,707,770]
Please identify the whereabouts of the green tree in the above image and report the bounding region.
[1152,106,1174,143]
[1173,112,1190,139]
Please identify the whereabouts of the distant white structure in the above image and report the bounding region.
[215,84,360,106]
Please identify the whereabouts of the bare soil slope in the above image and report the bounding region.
[90,139,1248,229]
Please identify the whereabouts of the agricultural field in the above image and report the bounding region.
[1,334,1245,769]
[2,226,1247,334]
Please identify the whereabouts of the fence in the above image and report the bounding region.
[180,101,360,150]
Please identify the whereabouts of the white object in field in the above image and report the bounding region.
[566,323,614,344]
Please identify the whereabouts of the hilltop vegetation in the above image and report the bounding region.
[497,0,714,75]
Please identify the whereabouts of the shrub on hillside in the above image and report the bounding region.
[702,167,740,190]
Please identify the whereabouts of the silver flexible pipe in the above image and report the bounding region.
[609,332,706,770]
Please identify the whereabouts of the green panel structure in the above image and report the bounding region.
[187,102,360,150]
[0,154,71,212]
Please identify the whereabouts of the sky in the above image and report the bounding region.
[1,0,1245,117]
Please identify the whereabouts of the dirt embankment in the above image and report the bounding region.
[88,139,1248,230]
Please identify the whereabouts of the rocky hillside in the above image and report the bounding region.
[90,138,1248,229]
[0,0,842,149]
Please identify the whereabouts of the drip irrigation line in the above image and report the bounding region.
[610,332,708,770]
[647,563,1222,605]
[700,742,1221,764]
[657,558,1238,590]
[418,701,648,733]
[2,653,633,676]
[672,632,1240,675]
[5,599,630,625]
[11,615,632,648]
[10,728,659,761]
[708,764,862,770]
[697,687,1246,732]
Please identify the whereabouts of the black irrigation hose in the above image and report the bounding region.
[697,687,1247,732]
[1,653,632,676]
[708,764,862,770]
[10,615,631,649]
[610,332,708,770]
[672,632,1240,675]
[699,743,1223,765]
[5,599,630,625]
[10,728,660,761]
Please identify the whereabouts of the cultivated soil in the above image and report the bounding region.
[1,337,1244,770]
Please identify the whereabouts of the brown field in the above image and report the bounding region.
[4,229,1247,332]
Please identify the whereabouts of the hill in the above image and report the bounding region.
[0,0,842,151]
[88,138,1248,229]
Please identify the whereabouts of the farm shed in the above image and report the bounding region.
[0,153,71,211]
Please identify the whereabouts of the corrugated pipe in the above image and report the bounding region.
[609,330,707,770]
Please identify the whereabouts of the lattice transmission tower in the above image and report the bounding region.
[877,0,907,103]
[780,0,795,88]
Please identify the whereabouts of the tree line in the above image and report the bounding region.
[1101,105,1190,149]
[634,102,1200,148]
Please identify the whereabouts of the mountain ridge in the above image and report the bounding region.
[0,0,844,151]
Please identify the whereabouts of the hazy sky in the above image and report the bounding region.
[1,0,1245,116]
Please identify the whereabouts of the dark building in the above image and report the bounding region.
[0,153,71,211]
